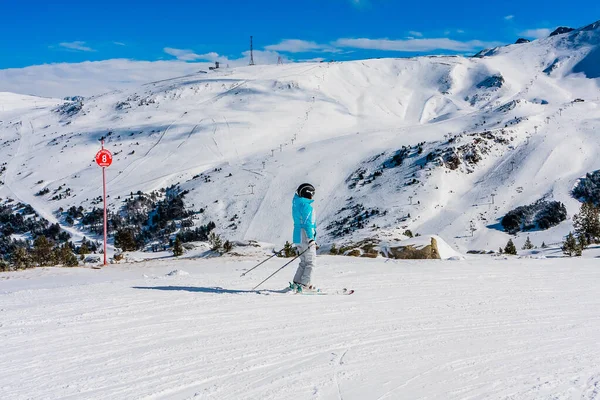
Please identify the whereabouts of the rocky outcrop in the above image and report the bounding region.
[550,27,575,37]
[388,237,441,260]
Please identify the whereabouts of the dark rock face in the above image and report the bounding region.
[581,20,600,31]
[476,75,505,89]
[549,27,575,36]
[515,38,531,44]
[472,48,498,58]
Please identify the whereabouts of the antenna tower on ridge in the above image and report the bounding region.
[249,36,255,66]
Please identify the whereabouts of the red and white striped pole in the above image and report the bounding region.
[95,140,113,266]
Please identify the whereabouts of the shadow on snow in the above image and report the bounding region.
[132,286,288,295]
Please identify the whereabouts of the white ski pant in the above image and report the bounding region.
[293,229,316,286]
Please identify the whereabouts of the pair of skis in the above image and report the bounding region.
[286,282,354,296]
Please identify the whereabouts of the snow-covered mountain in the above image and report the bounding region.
[1,20,599,254]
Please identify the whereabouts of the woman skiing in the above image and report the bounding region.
[291,183,317,290]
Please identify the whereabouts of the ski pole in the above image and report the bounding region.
[252,244,313,291]
[240,248,284,277]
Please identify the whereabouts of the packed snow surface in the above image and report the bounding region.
[2,255,600,399]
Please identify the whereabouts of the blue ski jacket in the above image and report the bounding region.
[292,194,316,244]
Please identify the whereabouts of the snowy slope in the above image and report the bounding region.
[0,59,211,98]
[2,255,600,399]
[1,20,600,254]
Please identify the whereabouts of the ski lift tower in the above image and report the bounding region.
[249,36,255,66]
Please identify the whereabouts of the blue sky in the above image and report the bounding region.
[2,0,599,69]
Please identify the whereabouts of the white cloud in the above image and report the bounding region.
[333,37,503,52]
[164,48,222,62]
[299,57,327,63]
[163,48,201,61]
[408,31,423,38]
[58,41,95,52]
[519,28,551,39]
[239,50,291,66]
[265,39,338,53]
[113,42,126,46]
[164,47,289,67]
[504,15,515,21]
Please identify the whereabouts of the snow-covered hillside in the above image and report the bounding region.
[1,20,600,254]
[0,59,210,98]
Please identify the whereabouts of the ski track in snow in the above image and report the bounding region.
[1,256,600,400]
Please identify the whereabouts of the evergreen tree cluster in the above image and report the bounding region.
[501,200,567,234]
[176,222,216,244]
[102,188,213,252]
[572,170,600,206]
[562,232,582,257]
[1,201,80,270]
[562,201,600,256]
[326,203,384,238]
[104,188,219,253]
[573,202,600,245]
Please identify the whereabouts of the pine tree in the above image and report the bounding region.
[283,241,296,258]
[115,228,138,251]
[573,202,600,244]
[173,236,184,257]
[223,240,233,253]
[577,234,588,252]
[541,242,548,249]
[51,246,62,266]
[504,239,517,255]
[79,243,89,255]
[0,259,10,272]
[33,236,53,266]
[498,247,504,254]
[522,236,534,250]
[11,247,31,269]
[562,232,581,257]
[330,243,339,255]
[209,232,223,252]
[60,244,79,267]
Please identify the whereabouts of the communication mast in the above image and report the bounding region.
[249,36,255,66]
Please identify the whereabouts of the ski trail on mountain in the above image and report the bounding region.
[177,121,202,149]
[2,114,92,244]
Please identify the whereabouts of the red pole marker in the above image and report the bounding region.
[95,141,113,266]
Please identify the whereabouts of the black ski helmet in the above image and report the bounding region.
[296,183,315,199]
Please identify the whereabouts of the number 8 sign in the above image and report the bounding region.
[95,149,113,168]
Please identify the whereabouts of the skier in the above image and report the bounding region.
[291,183,317,290]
